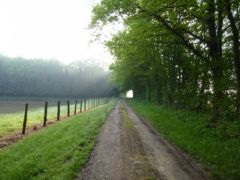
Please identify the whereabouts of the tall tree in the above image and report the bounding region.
[92,0,240,121]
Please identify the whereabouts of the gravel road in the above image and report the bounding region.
[78,101,209,180]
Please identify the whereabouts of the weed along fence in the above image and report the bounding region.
[21,97,112,135]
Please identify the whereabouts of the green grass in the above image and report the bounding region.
[0,103,85,138]
[128,100,240,180]
[0,101,115,179]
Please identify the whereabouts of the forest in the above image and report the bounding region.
[91,0,240,122]
[0,55,117,98]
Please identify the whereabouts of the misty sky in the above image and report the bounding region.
[0,0,118,66]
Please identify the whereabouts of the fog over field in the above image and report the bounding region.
[0,0,119,112]
[0,55,117,100]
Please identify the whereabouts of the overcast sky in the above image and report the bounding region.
[0,0,117,66]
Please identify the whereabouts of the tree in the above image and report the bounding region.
[0,55,116,98]
[92,0,240,121]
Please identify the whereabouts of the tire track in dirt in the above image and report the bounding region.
[78,101,209,180]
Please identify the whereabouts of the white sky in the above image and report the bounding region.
[126,90,133,98]
[0,0,119,66]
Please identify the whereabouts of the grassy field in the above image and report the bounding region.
[128,100,240,180]
[0,100,115,179]
[0,103,79,138]
[0,99,63,114]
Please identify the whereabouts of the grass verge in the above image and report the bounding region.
[0,101,115,179]
[128,100,240,180]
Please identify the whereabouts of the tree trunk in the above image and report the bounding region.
[207,0,224,121]
[225,0,240,113]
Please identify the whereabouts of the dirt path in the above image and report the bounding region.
[79,101,209,180]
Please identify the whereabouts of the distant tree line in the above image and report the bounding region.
[0,55,118,98]
[91,0,240,121]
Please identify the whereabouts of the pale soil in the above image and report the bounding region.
[79,101,209,180]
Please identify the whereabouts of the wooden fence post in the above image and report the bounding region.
[84,99,87,111]
[89,98,91,109]
[67,101,70,117]
[74,100,77,115]
[57,101,60,121]
[80,99,82,112]
[86,99,88,110]
[43,101,48,127]
[22,103,28,134]
[83,99,85,111]
[88,99,90,109]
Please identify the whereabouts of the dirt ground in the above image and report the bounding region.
[78,101,210,180]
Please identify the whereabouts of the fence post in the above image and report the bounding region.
[83,99,85,111]
[43,101,48,127]
[84,99,86,111]
[74,100,77,115]
[80,99,82,112]
[86,99,88,110]
[89,98,91,109]
[67,101,70,117]
[57,101,60,121]
[22,103,28,134]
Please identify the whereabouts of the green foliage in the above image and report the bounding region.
[128,100,240,179]
[91,0,240,120]
[0,101,115,179]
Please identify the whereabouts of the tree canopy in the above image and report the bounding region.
[0,55,117,98]
[92,0,240,121]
